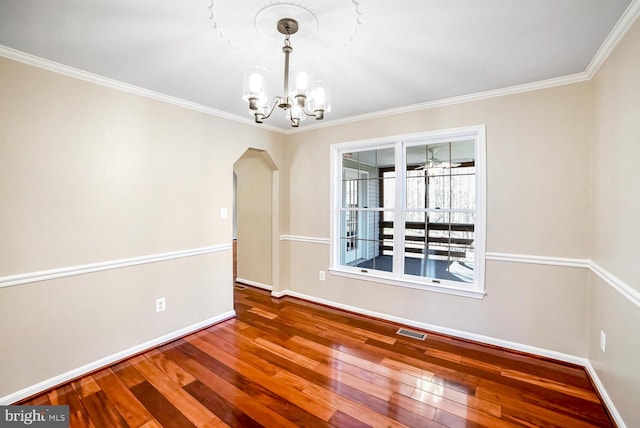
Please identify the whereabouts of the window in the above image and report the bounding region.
[330,126,486,298]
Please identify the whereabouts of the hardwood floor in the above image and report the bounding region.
[21,285,614,427]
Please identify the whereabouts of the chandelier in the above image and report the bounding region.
[242,18,329,127]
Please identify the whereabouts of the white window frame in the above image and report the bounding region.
[329,125,486,299]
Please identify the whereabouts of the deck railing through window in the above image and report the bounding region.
[380,220,474,259]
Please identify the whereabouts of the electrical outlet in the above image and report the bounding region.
[156,297,166,312]
[319,270,325,281]
[600,330,606,352]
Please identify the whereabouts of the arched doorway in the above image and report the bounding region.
[233,149,279,291]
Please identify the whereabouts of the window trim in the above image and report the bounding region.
[329,125,487,299]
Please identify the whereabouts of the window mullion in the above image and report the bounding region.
[392,141,405,276]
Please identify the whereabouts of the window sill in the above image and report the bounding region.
[328,267,486,299]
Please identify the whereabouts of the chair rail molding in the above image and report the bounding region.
[280,235,330,244]
[0,244,232,289]
[279,238,640,310]
[589,261,640,309]
[485,252,590,268]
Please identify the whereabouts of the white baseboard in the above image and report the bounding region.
[273,289,585,364]
[271,290,287,298]
[0,310,236,405]
[236,278,273,291]
[270,288,626,425]
[584,361,626,428]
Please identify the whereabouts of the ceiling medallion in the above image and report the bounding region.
[206,0,362,59]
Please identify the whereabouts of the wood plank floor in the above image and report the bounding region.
[21,285,615,427]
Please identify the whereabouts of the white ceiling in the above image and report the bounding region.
[0,0,634,130]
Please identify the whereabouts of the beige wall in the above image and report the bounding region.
[0,253,230,395]
[284,82,591,356]
[2,15,640,425]
[588,16,640,428]
[590,19,640,291]
[284,240,589,353]
[0,56,282,399]
[234,150,276,287]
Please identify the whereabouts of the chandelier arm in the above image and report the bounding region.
[283,107,298,127]
[301,106,317,117]
[260,97,281,120]
[301,106,325,120]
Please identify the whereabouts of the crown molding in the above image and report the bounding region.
[585,0,640,79]
[0,45,284,134]
[285,0,640,134]
[0,44,589,135]
[3,0,640,136]
[286,73,589,134]
[0,43,599,137]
